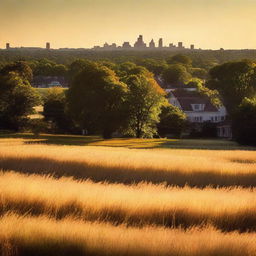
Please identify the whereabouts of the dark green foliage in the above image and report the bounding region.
[68,59,93,81]
[207,60,256,114]
[138,59,168,76]
[32,59,68,77]
[162,64,191,87]
[167,54,192,66]
[190,122,218,138]
[123,73,166,138]
[191,68,208,80]
[0,61,33,81]
[43,87,74,133]
[117,62,150,78]
[186,78,222,107]
[29,119,48,136]
[157,104,187,138]
[67,62,127,138]
[233,98,256,146]
[0,73,40,130]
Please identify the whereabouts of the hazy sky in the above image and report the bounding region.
[1,0,256,49]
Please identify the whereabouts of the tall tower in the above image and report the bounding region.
[178,42,183,48]
[149,39,155,48]
[46,42,50,50]
[134,35,146,48]
[158,38,163,48]
[6,43,10,50]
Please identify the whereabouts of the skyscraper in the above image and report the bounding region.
[178,42,183,48]
[122,42,132,49]
[134,35,146,48]
[149,39,155,48]
[46,42,50,50]
[190,44,195,50]
[158,38,163,48]
[6,43,10,50]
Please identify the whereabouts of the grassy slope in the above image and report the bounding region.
[0,132,253,149]
[2,171,256,232]
[1,134,256,255]
[0,139,255,187]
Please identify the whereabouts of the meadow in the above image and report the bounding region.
[0,135,256,255]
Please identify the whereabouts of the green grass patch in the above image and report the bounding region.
[0,132,254,150]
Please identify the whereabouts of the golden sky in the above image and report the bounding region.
[1,0,256,49]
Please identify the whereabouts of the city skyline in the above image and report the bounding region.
[2,35,196,51]
[1,0,256,50]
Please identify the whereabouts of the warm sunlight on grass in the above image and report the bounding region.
[0,132,248,149]
[1,214,256,256]
[0,135,256,255]
[1,171,256,231]
[0,141,255,187]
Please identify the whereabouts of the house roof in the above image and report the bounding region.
[171,89,219,112]
[32,76,68,86]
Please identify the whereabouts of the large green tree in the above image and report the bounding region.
[207,60,256,114]
[233,97,256,146]
[124,73,166,138]
[0,61,33,82]
[0,72,40,130]
[167,54,192,66]
[138,59,168,76]
[68,59,93,81]
[162,64,191,87]
[32,59,68,77]
[43,87,74,133]
[67,63,127,138]
[157,104,187,138]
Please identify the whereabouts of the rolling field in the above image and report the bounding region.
[0,135,256,255]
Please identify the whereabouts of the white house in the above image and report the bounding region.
[168,88,227,124]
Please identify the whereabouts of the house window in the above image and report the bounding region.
[194,104,200,110]
[192,104,205,111]
[195,116,203,122]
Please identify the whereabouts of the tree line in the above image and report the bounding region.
[0,60,186,139]
[0,57,256,145]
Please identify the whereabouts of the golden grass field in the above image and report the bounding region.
[0,135,256,255]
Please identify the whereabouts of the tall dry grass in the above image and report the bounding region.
[1,140,256,255]
[1,171,256,232]
[0,143,256,187]
[1,213,256,256]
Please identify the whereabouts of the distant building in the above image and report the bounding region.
[169,43,176,49]
[168,88,227,125]
[6,43,10,50]
[149,39,155,48]
[158,38,163,48]
[101,42,117,50]
[32,76,68,88]
[190,44,195,50]
[122,42,132,49]
[134,35,147,48]
[46,42,50,50]
[103,42,109,48]
[178,42,183,48]
[111,43,117,49]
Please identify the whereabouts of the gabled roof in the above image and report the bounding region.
[32,76,68,86]
[171,89,219,112]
